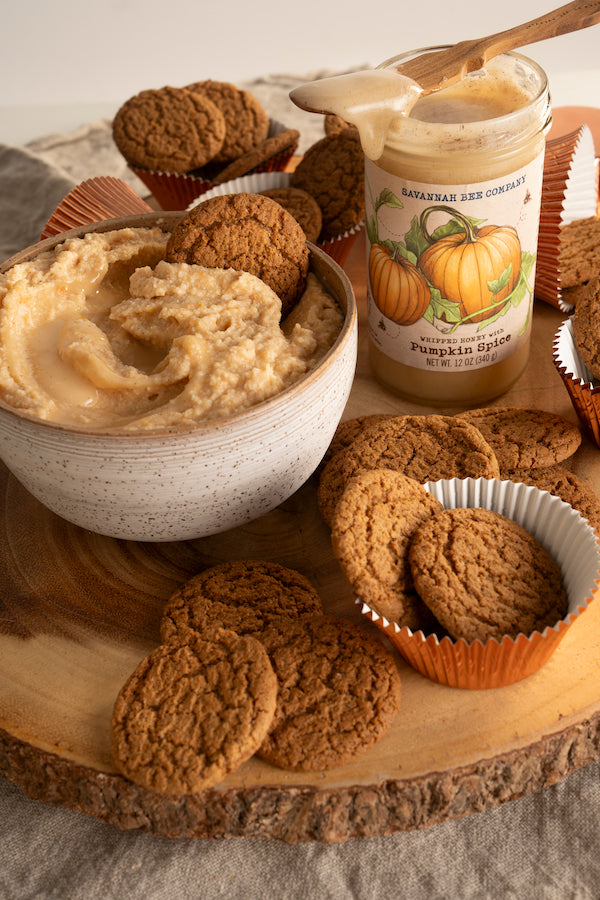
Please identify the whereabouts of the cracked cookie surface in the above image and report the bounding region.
[317,414,500,527]
[456,407,581,469]
[260,186,322,243]
[331,470,443,632]
[559,215,600,291]
[257,614,402,771]
[111,626,277,794]
[112,86,226,173]
[408,507,568,643]
[503,464,600,536]
[166,193,310,317]
[290,130,364,239]
[160,559,322,643]
[320,414,392,469]
[212,129,300,184]
[186,79,269,163]
[573,277,600,381]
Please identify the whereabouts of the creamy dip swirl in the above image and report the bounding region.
[0,227,343,430]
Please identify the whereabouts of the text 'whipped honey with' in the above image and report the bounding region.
[365,49,551,405]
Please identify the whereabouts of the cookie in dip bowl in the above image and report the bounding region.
[0,207,357,541]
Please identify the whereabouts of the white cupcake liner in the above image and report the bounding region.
[360,477,600,689]
[189,171,363,265]
[560,125,598,225]
[188,171,291,207]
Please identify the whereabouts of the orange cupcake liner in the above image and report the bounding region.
[553,318,600,448]
[535,125,597,311]
[359,477,600,690]
[40,176,154,241]
[317,227,363,266]
[361,607,573,690]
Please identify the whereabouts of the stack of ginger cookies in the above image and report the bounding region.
[320,406,595,642]
[112,79,364,242]
[113,79,298,184]
[113,79,365,246]
[111,560,402,795]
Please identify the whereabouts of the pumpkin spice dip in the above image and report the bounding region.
[0,226,344,430]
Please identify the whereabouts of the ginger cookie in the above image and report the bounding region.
[257,614,402,771]
[321,413,392,468]
[166,192,310,317]
[160,559,322,643]
[317,414,500,527]
[112,86,226,174]
[573,277,600,381]
[503,464,600,536]
[408,507,568,643]
[331,470,443,632]
[186,80,269,163]
[260,186,322,243]
[558,215,600,292]
[111,627,277,794]
[561,283,591,308]
[324,113,359,138]
[456,407,582,469]
[211,129,300,184]
[290,130,365,240]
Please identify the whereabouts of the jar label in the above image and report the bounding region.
[365,153,545,373]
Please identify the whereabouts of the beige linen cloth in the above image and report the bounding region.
[1,74,600,900]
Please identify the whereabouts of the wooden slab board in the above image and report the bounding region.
[2,233,600,845]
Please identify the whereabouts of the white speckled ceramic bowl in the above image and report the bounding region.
[0,212,357,541]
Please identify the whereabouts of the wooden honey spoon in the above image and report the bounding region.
[290,0,600,122]
[396,0,600,94]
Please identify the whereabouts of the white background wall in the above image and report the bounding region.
[2,0,600,143]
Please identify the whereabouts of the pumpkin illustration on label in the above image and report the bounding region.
[418,205,522,325]
[369,243,430,326]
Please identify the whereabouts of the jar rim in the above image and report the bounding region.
[376,46,549,126]
[375,47,550,155]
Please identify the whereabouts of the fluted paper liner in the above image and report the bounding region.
[193,171,363,266]
[194,170,291,203]
[128,118,298,211]
[535,125,597,312]
[360,477,600,690]
[553,317,600,448]
[41,177,153,240]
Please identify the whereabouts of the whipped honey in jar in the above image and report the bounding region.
[292,50,551,406]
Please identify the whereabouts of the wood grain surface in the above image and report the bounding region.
[2,231,600,844]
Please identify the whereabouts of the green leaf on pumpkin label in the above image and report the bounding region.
[430,215,486,243]
[487,263,513,297]
[506,251,536,309]
[375,188,404,213]
[404,215,430,259]
[428,289,461,324]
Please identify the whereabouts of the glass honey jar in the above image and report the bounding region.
[365,48,552,405]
